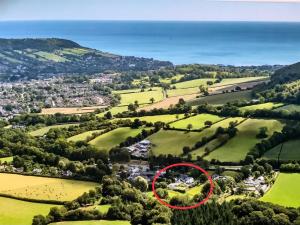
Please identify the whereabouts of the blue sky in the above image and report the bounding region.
[1,0,300,21]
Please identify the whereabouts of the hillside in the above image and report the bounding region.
[0,38,173,81]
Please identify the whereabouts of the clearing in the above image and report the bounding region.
[67,130,104,142]
[29,123,79,137]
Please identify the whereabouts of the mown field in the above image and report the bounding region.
[50,221,131,225]
[167,87,200,97]
[160,74,184,84]
[204,119,284,162]
[116,88,164,106]
[211,77,268,87]
[29,123,79,137]
[0,197,58,225]
[89,127,147,152]
[67,130,103,142]
[0,173,98,202]
[0,156,13,163]
[173,78,215,89]
[112,114,184,124]
[40,106,106,115]
[97,106,129,117]
[239,102,284,112]
[169,113,224,130]
[262,139,300,161]
[188,90,253,106]
[261,173,300,208]
[273,104,300,113]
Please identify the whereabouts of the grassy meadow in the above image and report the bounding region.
[29,123,79,137]
[263,139,300,161]
[173,78,215,89]
[211,77,267,87]
[97,106,129,117]
[0,197,58,225]
[204,119,284,162]
[0,173,98,202]
[239,102,284,112]
[261,173,300,208]
[167,87,200,97]
[50,221,131,225]
[0,156,13,163]
[67,130,103,142]
[274,104,300,113]
[112,114,184,124]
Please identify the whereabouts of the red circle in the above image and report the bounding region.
[151,163,214,210]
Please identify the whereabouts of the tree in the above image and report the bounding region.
[205,120,213,127]
[32,215,47,225]
[187,124,193,131]
[133,176,148,192]
[150,97,155,104]
[128,103,137,112]
[104,111,112,119]
[257,127,268,139]
[182,146,190,155]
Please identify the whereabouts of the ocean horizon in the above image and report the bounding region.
[1,20,300,66]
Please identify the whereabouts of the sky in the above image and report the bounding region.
[1,0,300,22]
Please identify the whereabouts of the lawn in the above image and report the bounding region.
[29,124,79,137]
[0,156,13,163]
[89,127,147,152]
[112,114,185,124]
[0,173,98,202]
[117,88,164,106]
[0,197,58,225]
[173,78,215,89]
[67,130,103,142]
[50,221,130,225]
[240,102,284,112]
[261,173,300,208]
[263,139,300,161]
[167,87,200,97]
[204,119,284,162]
[274,104,300,113]
[188,90,253,106]
[169,114,224,130]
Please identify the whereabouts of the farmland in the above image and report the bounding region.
[89,127,148,152]
[50,221,131,225]
[0,197,58,225]
[239,102,284,112]
[169,113,224,130]
[261,173,300,208]
[167,87,200,97]
[204,119,284,162]
[41,106,107,115]
[212,77,268,87]
[274,104,300,113]
[173,78,215,89]
[263,139,300,161]
[67,130,103,142]
[97,106,129,117]
[29,123,80,137]
[0,156,13,163]
[113,114,185,124]
[0,173,98,202]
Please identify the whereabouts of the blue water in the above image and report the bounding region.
[1,21,300,65]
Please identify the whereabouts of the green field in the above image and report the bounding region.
[97,106,129,117]
[263,139,300,161]
[29,124,79,137]
[240,102,284,112]
[274,104,300,113]
[89,127,147,152]
[117,88,164,106]
[0,173,98,202]
[167,87,200,97]
[0,197,58,225]
[50,221,130,225]
[188,91,253,106]
[160,74,184,84]
[0,156,13,163]
[112,114,184,124]
[173,78,215,89]
[169,114,223,130]
[35,51,68,62]
[67,130,103,142]
[261,173,300,208]
[204,119,284,162]
[212,77,267,87]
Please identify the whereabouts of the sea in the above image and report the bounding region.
[1,20,300,66]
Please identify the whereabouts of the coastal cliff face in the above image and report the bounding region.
[0,38,173,81]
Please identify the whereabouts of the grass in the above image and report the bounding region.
[97,106,129,117]
[263,139,300,161]
[0,197,58,225]
[204,119,284,162]
[160,74,184,84]
[29,124,79,137]
[0,173,98,202]
[34,51,68,62]
[261,173,300,208]
[40,106,107,115]
[167,87,200,97]
[67,130,103,142]
[0,156,13,163]
[50,221,131,225]
[212,77,268,87]
[169,114,224,130]
[112,114,185,124]
[89,127,148,152]
[274,104,300,113]
[116,88,164,106]
[188,90,253,106]
[240,102,284,112]
[173,79,215,89]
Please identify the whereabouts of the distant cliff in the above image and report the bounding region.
[0,38,173,81]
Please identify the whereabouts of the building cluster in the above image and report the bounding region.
[168,174,195,190]
[126,140,151,159]
[118,161,155,182]
[243,176,269,194]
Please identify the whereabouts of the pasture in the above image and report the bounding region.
[50,221,131,225]
[67,130,103,142]
[89,127,147,152]
[29,123,79,137]
[40,106,107,115]
[261,173,300,208]
[204,119,284,162]
[167,87,200,97]
[212,77,267,87]
[113,114,184,124]
[274,104,300,113]
[0,156,13,163]
[239,102,284,112]
[0,173,98,202]
[97,106,129,117]
[169,114,224,130]
[0,197,58,225]
[173,78,215,89]
[263,139,300,161]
